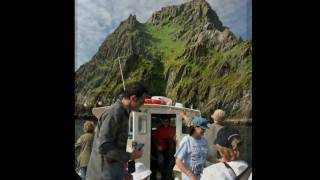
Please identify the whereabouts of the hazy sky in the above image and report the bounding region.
[75,0,252,70]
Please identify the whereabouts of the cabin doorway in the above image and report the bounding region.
[150,113,176,180]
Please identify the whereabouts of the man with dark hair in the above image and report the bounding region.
[86,81,149,180]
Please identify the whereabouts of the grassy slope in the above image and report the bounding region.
[139,20,252,107]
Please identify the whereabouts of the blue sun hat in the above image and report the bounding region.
[191,117,209,129]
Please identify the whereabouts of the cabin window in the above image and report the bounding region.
[151,114,176,131]
[182,121,189,134]
[138,115,147,134]
[169,117,176,127]
[182,113,195,134]
[128,115,133,139]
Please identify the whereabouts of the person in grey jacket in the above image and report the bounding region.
[86,82,149,180]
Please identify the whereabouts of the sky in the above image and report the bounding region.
[75,0,252,70]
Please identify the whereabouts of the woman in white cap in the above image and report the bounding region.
[201,126,252,180]
[174,117,220,180]
[132,162,152,180]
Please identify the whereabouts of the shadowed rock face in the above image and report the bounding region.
[75,0,252,120]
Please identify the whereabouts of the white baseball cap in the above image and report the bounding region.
[132,162,152,180]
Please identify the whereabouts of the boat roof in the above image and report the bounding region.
[92,104,200,119]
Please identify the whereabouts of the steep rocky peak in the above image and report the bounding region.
[190,0,211,9]
[117,14,140,31]
[149,0,224,31]
[89,14,145,64]
[126,14,138,25]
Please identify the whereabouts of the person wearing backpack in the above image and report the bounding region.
[201,126,252,180]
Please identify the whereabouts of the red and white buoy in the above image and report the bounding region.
[144,96,172,105]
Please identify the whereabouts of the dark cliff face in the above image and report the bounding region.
[75,0,252,119]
